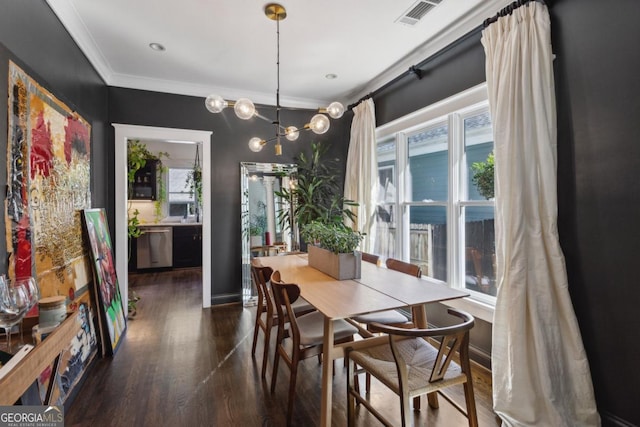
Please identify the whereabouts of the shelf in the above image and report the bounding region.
[0,311,80,405]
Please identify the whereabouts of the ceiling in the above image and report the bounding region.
[47,0,508,109]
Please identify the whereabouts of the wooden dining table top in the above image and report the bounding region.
[256,253,469,319]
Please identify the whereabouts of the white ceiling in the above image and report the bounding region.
[46,0,508,109]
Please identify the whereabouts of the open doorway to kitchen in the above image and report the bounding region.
[113,124,212,309]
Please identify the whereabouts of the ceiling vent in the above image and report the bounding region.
[396,0,442,26]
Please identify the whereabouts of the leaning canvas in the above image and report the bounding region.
[82,208,127,355]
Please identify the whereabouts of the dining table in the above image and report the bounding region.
[257,253,469,427]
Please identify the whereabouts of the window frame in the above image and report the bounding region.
[376,83,496,317]
[167,167,196,216]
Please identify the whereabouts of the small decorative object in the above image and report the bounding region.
[302,221,364,280]
[471,151,495,200]
[38,295,67,327]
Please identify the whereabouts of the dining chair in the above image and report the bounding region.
[346,308,478,427]
[385,257,422,277]
[250,264,314,379]
[270,270,359,426]
[350,256,416,392]
[361,251,380,265]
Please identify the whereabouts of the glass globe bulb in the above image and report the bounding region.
[326,101,345,119]
[285,126,299,141]
[309,114,330,134]
[234,98,256,120]
[205,94,228,113]
[248,137,264,152]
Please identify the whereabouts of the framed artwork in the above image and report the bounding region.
[6,60,92,311]
[82,209,127,355]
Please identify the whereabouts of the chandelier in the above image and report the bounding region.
[204,3,345,156]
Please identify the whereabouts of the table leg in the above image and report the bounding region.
[320,316,335,427]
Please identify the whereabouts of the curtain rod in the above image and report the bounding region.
[483,0,546,28]
[349,0,548,111]
[348,24,483,111]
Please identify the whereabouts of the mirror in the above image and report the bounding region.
[241,162,297,305]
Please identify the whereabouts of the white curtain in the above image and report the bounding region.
[344,98,378,252]
[482,3,600,426]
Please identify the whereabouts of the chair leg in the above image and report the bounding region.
[427,392,438,409]
[261,319,272,378]
[286,355,300,426]
[399,391,411,427]
[271,328,284,393]
[347,357,356,427]
[251,316,261,356]
[463,380,479,427]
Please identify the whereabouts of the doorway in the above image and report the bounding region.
[113,124,213,308]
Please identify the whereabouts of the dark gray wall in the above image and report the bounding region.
[3,0,638,424]
[108,87,353,303]
[0,1,109,274]
[373,1,639,425]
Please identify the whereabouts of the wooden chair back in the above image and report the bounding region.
[361,252,380,265]
[386,258,422,277]
[347,308,478,426]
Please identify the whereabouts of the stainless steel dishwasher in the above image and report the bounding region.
[137,226,173,269]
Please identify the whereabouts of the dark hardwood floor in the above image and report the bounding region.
[66,269,498,426]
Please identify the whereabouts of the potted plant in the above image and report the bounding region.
[301,221,364,280]
[275,142,357,249]
[471,151,495,200]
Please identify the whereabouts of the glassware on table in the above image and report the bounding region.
[0,276,32,353]
[14,277,40,348]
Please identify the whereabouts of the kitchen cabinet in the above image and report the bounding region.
[131,159,158,200]
[172,225,202,268]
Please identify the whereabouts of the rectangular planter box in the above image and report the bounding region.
[308,245,361,280]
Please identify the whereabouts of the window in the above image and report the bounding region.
[375,84,495,304]
[168,168,196,217]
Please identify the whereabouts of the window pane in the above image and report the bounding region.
[375,138,397,259]
[168,168,194,203]
[409,206,447,281]
[465,111,494,201]
[408,123,448,202]
[463,206,496,296]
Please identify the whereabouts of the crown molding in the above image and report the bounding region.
[46,0,114,84]
[108,73,328,110]
[344,0,510,106]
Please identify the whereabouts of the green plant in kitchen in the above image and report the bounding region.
[185,145,202,219]
[300,221,363,254]
[127,139,169,224]
[471,151,495,200]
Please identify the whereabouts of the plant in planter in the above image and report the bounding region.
[471,151,495,200]
[301,221,364,280]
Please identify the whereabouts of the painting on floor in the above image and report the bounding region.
[82,208,127,355]
[6,61,92,312]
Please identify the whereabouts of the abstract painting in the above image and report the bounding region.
[6,61,92,310]
[82,208,127,355]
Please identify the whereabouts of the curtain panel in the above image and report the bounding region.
[482,3,599,426]
[344,99,378,252]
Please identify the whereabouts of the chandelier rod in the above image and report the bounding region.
[275,11,282,151]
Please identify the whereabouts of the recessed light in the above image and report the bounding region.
[149,42,165,52]
[325,73,338,80]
